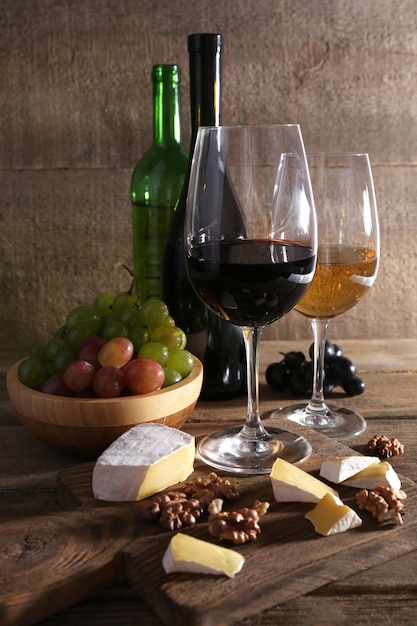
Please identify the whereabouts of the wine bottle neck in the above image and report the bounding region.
[152,64,184,148]
[188,34,223,148]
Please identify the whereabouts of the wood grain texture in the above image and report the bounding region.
[2,421,416,626]
[1,0,417,346]
[1,341,417,626]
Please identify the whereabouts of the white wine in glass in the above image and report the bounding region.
[276,153,379,440]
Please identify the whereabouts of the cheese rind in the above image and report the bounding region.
[162,533,245,578]
[270,458,338,503]
[305,493,362,536]
[92,423,195,501]
[319,456,380,484]
[342,461,401,490]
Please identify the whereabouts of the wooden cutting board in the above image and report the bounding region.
[1,419,417,626]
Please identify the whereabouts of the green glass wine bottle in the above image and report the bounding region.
[162,34,247,400]
[131,64,188,302]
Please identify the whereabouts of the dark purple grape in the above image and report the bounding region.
[288,368,310,396]
[326,356,357,384]
[342,376,365,396]
[332,343,344,357]
[308,340,335,361]
[303,361,335,396]
[300,360,313,385]
[265,362,290,391]
[323,372,335,395]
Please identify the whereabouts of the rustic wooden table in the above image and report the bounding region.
[1,340,417,626]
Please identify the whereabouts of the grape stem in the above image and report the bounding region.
[121,264,141,306]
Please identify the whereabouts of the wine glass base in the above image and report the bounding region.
[273,404,367,440]
[197,425,312,475]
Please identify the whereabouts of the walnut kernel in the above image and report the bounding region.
[144,491,203,530]
[208,500,269,544]
[356,486,406,526]
[366,434,404,459]
[184,471,240,505]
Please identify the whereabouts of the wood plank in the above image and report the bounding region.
[3,418,415,626]
[36,593,417,626]
[2,0,417,349]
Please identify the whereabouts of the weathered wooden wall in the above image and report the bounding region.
[1,0,417,348]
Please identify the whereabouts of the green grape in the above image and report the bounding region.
[166,348,194,378]
[46,337,71,360]
[138,298,169,329]
[138,341,169,366]
[162,367,182,387]
[101,319,129,340]
[151,325,186,350]
[49,351,77,375]
[119,308,143,327]
[66,305,101,330]
[54,325,67,339]
[94,291,116,316]
[111,291,137,314]
[18,357,47,389]
[128,325,150,352]
[98,312,119,330]
[65,323,98,351]
[29,344,49,365]
[164,315,176,327]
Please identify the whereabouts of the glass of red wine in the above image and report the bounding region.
[185,125,317,474]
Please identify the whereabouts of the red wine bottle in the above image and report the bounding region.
[162,33,246,400]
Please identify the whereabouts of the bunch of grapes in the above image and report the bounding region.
[265,340,365,398]
[17,287,195,399]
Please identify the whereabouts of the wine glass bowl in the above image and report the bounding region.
[276,152,379,439]
[185,124,317,473]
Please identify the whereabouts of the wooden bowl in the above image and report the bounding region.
[6,358,203,459]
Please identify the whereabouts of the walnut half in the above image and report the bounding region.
[183,472,240,506]
[366,434,404,459]
[356,486,407,526]
[144,491,203,530]
[208,500,270,545]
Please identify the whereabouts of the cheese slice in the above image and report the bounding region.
[342,461,401,490]
[305,493,362,536]
[320,456,380,484]
[270,457,338,503]
[162,533,245,578]
[92,423,195,501]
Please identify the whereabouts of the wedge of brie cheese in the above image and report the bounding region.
[342,461,401,490]
[162,533,245,578]
[319,455,380,484]
[305,493,362,536]
[270,457,339,503]
[92,423,195,501]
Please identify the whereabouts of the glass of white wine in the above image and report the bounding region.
[275,153,379,439]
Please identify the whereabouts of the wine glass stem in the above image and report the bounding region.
[241,326,269,440]
[308,318,330,411]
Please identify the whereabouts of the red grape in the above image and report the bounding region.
[64,359,96,393]
[123,358,165,394]
[97,337,134,368]
[92,366,125,398]
[40,374,74,396]
[78,336,106,369]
